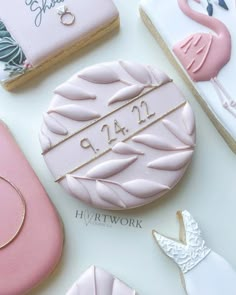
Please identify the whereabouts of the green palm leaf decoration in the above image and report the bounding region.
[0,37,25,64]
[0,21,10,38]
[4,63,26,77]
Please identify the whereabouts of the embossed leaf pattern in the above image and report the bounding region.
[0,37,25,64]
[54,83,96,100]
[148,150,194,171]
[43,113,68,136]
[132,134,187,151]
[39,130,51,152]
[108,85,145,105]
[149,66,171,86]
[122,179,169,198]
[86,156,138,179]
[119,60,152,84]
[48,105,100,121]
[163,119,194,146]
[96,181,126,208]
[182,103,195,135]
[66,266,136,295]
[41,61,196,210]
[112,142,144,155]
[66,175,92,204]
[78,65,120,84]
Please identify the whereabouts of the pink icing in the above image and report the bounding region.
[0,122,63,295]
[173,0,231,82]
[0,0,118,66]
[66,266,136,295]
[0,177,25,249]
[40,61,196,210]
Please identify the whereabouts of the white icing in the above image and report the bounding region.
[153,210,211,274]
[185,252,236,295]
[140,0,236,143]
[153,210,236,294]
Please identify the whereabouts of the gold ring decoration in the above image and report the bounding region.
[57,5,75,26]
[0,176,26,249]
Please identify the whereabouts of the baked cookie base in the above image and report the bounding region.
[3,16,119,91]
[140,8,236,154]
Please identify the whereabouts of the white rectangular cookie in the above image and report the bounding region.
[140,0,236,153]
[0,0,119,90]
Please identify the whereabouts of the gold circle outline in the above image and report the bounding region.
[0,176,26,250]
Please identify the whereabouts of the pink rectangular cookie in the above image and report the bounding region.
[0,121,63,295]
[0,0,119,90]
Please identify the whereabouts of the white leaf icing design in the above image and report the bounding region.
[54,83,96,100]
[119,60,152,84]
[182,103,195,135]
[108,85,145,105]
[149,66,172,85]
[148,150,194,171]
[48,105,100,121]
[86,156,138,179]
[132,134,188,150]
[163,119,195,146]
[66,266,137,295]
[112,142,144,155]
[96,181,126,208]
[43,113,68,135]
[39,130,51,152]
[66,175,92,204]
[78,65,120,84]
[122,179,169,198]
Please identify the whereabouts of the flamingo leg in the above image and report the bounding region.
[211,78,236,117]
[210,78,228,106]
[213,77,236,107]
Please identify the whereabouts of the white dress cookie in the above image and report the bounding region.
[140,0,236,152]
[40,61,196,210]
[66,266,136,295]
[153,210,236,295]
[0,0,119,90]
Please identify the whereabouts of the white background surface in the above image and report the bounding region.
[1,1,236,294]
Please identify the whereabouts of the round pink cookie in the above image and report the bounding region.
[66,265,137,294]
[0,122,63,295]
[40,61,196,210]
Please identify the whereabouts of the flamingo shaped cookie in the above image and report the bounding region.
[174,0,235,115]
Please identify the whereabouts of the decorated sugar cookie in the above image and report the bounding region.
[66,266,137,294]
[153,210,236,295]
[0,121,63,295]
[140,0,236,152]
[0,0,119,90]
[40,61,196,210]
